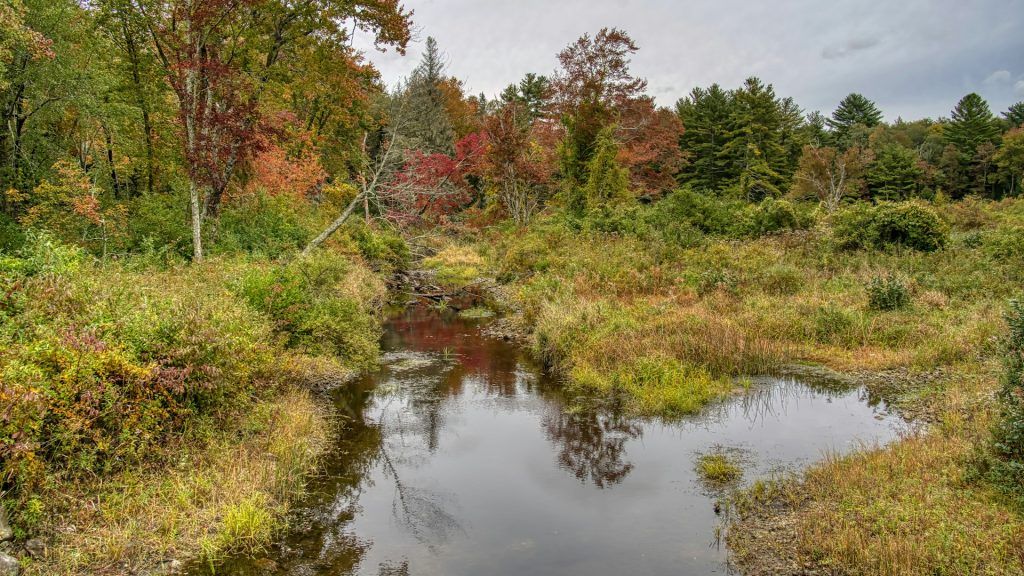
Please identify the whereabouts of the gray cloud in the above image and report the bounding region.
[985,69,1012,84]
[355,0,1024,120]
[822,36,881,60]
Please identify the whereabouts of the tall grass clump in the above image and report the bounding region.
[867,274,911,311]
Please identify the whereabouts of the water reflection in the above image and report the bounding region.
[542,407,642,488]
[196,306,897,576]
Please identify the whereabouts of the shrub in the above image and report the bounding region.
[0,212,24,252]
[982,226,1024,262]
[834,201,948,252]
[213,192,316,258]
[697,268,738,296]
[348,222,410,271]
[988,300,1024,498]
[0,239,275,501]
[867,274,911,311]
[734,198,810,237]
[127,192,191,258]
[652,188,741,235]
[234,252,381,369]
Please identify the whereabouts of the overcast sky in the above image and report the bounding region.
[353,0,1024,122]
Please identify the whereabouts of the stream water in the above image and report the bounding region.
[198,306,900,576]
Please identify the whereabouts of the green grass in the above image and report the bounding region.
[696,452,744,486]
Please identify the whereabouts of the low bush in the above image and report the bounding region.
[867,274,911,311]
[0,234,382,529]
[234,252,382,370]
[126,192,192,258]
[0,236,274,502]
[697,268,739,296]
[982,226,1024,262]
[348,222,410,272]
[734,198,811,237]
[834,201,948,252]
[212,192,317,258]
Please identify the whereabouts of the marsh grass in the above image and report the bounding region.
[696,451,744,487]
[24,390,329,576]
[462,195,1024,574]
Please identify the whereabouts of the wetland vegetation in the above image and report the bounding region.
[1,2,1023,574]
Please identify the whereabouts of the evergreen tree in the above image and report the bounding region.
[722,77,788,200]
[827,93,883,147]
[943,93,1000,197]
[944,93,1000,157]
[582,126,631,210]
[867,144,923,201]
[501,73,551,121]
[777,96,809,185]
[675,84,734,191]
[1003,101,1024,129]
[399,37,456,154]
[802,111,829,146]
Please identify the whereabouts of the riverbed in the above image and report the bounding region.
[196,305,899,576]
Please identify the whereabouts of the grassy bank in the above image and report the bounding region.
[0,233,391,574]
[429,191,1024,573]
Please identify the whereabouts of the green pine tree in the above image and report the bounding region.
[827,93,884,148]
[943,93,1000,197]
[867,144,924,201]
[399,37,456,154]
[675,84,734,191]
[1003,101,1024,129]
[944,93,1000,157]
[721,77,789,200]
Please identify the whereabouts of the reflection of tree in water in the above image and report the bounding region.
[541,404,643,488]
[377,560,410,576]
[377,438,464,551]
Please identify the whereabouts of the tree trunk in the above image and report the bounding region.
[102,124,123,199]
[190,180,204,262]
[302,192,363,256]
[123,16,155,196]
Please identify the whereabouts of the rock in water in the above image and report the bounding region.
[0,508,11,542]
[0,553,19,576]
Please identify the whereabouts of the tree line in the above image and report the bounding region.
[2,8,1023,259]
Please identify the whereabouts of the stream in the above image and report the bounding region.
[196,305,900,576]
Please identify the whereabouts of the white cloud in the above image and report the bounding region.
[984,69,1012,84]
[1015,80,1024,97]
